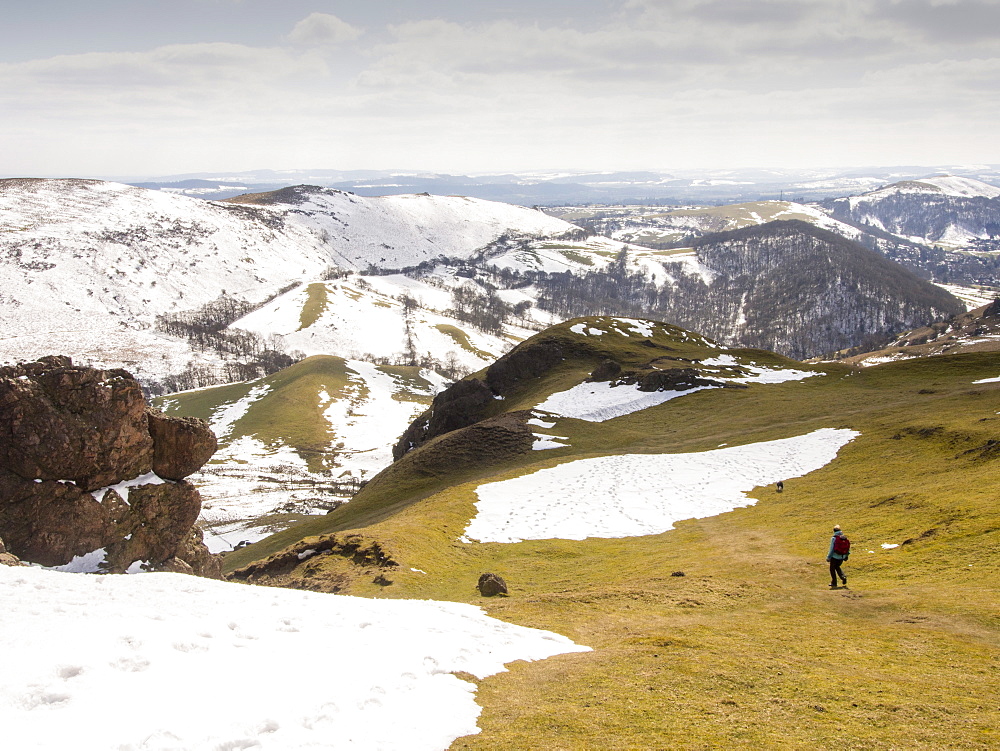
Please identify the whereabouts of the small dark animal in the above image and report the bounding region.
[776,481,784,493]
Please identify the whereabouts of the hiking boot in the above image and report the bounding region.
[841,577,848,587]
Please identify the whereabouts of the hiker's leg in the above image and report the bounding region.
[832,559,845,584]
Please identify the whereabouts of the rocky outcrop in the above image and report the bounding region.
[0,357,220,576]
[588,359,622,382]
[635,367,721,392]
[393,336,573,460]
[485,338,565,394]
[393,378,496,461]
[228,532,397,593]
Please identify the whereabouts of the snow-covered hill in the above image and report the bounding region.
[828,175,1000,249]
[548,200,861,248]
[849,175,1000,202]
[0,179,578,381]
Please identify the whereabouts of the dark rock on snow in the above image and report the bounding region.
[0,357,220,576]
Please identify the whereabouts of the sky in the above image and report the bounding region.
[1,0,998,177]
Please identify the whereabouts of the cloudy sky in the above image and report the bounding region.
[2,0,998,177]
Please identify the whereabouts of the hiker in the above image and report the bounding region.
[827,525,850,588]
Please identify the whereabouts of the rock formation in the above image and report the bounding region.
[0,356,220,576]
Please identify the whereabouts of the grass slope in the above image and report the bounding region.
[225,322,1000,749]
[159,355,354,472]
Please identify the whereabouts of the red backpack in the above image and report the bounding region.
[833,535,851,555]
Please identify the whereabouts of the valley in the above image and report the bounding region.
[3,171,1000,749]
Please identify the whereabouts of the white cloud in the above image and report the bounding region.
[287,13,363,46]
[0,3,996,175]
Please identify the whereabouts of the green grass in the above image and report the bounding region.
[160,356,355,473]
[298,282,329,331]
[222,328,1000,748]
[153,381,256,423]
[557,249,595,266]
[434,323,495,360]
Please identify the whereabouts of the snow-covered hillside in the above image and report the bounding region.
[547,200,861,248]
[829,175,1000,249]
[849,175,1000,202]
[0,179,577,381]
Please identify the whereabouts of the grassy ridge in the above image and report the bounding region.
[298,282,330,331]
[222,327,1000,748]
[156,356,354,472]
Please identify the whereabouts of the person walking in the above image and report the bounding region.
[827,524,850,588]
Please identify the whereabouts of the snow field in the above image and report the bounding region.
[464,428,859,543]
[535,353,818,423]
[535,381,707,422]
[0,567,590,751]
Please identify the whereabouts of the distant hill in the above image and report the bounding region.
[510,220,963,359]
[0,179,576,385]
[826,175,1000,250]
[0,178,968,395]
[126,165,1000,205]
[826,297,1000,366]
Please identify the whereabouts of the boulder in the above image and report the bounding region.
[478,572,508,597]
[0,357,153,490]
[102,482,202,573]
[147,410,217,480]
[0,470,110,566]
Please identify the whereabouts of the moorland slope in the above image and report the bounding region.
[224,318,1000,749]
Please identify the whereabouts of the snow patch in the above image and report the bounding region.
[0,567,589,750]
[465,428,859,543]
[535,382,714,423]
[90,472,168,504]
[532,434,570,451]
